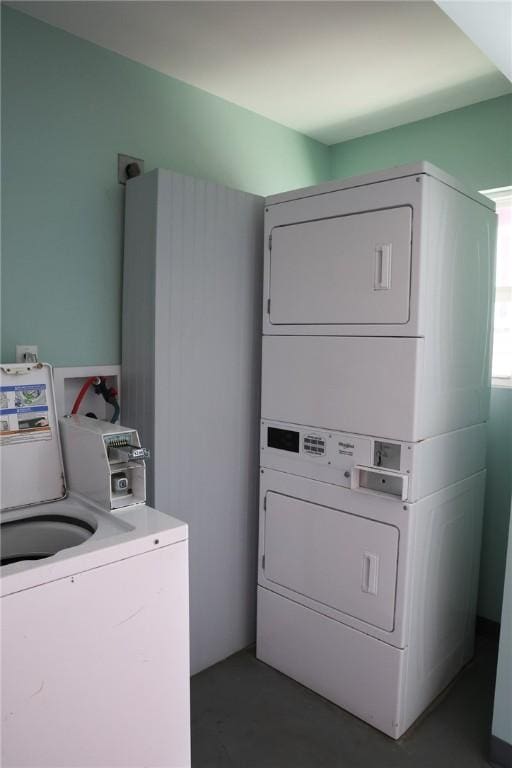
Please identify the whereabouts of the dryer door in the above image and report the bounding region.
[269,206,412,327]
[263,491,399,632]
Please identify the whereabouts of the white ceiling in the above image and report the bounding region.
[9,0,512,145]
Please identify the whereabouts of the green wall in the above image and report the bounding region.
[492,498,512,748]
[331,94,512,191]
[331,98,512,622]
[1,7,330,366]
[479,388,512,621]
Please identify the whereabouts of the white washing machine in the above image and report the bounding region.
[1,362,190,768]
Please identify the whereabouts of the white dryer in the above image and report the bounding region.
[261,162,496,442]
[257,465,485,739]
[1,362,190,768]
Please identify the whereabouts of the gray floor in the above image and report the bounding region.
[191,634,498,768]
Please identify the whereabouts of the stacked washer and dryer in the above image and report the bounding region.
[256,162,497,738]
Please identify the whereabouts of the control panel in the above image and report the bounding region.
[261,420,412,498]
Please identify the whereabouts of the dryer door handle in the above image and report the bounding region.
[361,552,379,595]
[374,244,392,290]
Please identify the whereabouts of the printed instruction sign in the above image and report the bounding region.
[0,383,51,444]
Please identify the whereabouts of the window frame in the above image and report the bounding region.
[481,186,512,389]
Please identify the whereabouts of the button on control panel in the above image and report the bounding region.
[303,435,326,456]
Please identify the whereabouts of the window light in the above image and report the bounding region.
[481,187,512,386]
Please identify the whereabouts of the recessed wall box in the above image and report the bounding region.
[53,365,121,420]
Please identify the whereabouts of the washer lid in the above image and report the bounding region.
[0,363,66,511]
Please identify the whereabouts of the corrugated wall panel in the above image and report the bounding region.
[124,169,263,673]
[122,172,157,496]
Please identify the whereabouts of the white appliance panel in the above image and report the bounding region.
[260,421,486,502]
[257,470,486,738]
[262,335,422,442]
[269,207,412,326]
[264,492,399,631]
[415,177,495,437]
[263,165,495,341]
[258,468,411,647]
[261,419,372,488]
[399,471,485,735]
[257,587,404,739]
[263,174,423,336]
[2,540,190,768]
[409,422,487,501]
[265,162,492,209]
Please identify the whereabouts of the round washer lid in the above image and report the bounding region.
[0,362,66,511]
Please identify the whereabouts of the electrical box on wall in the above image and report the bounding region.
[118,154,144,185]
[53,365,121,422]
[15,345,39,363]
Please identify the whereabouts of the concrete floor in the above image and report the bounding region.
[191,634,498,768]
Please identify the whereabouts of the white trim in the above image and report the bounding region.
[492,378,512,390]
[481,186,512,205]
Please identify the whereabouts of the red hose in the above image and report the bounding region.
[71,377,98,415]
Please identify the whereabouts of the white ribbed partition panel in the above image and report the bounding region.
[123,170,264,674]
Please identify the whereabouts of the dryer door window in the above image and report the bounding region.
[269,206,412,326]
[263,492,399,632]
